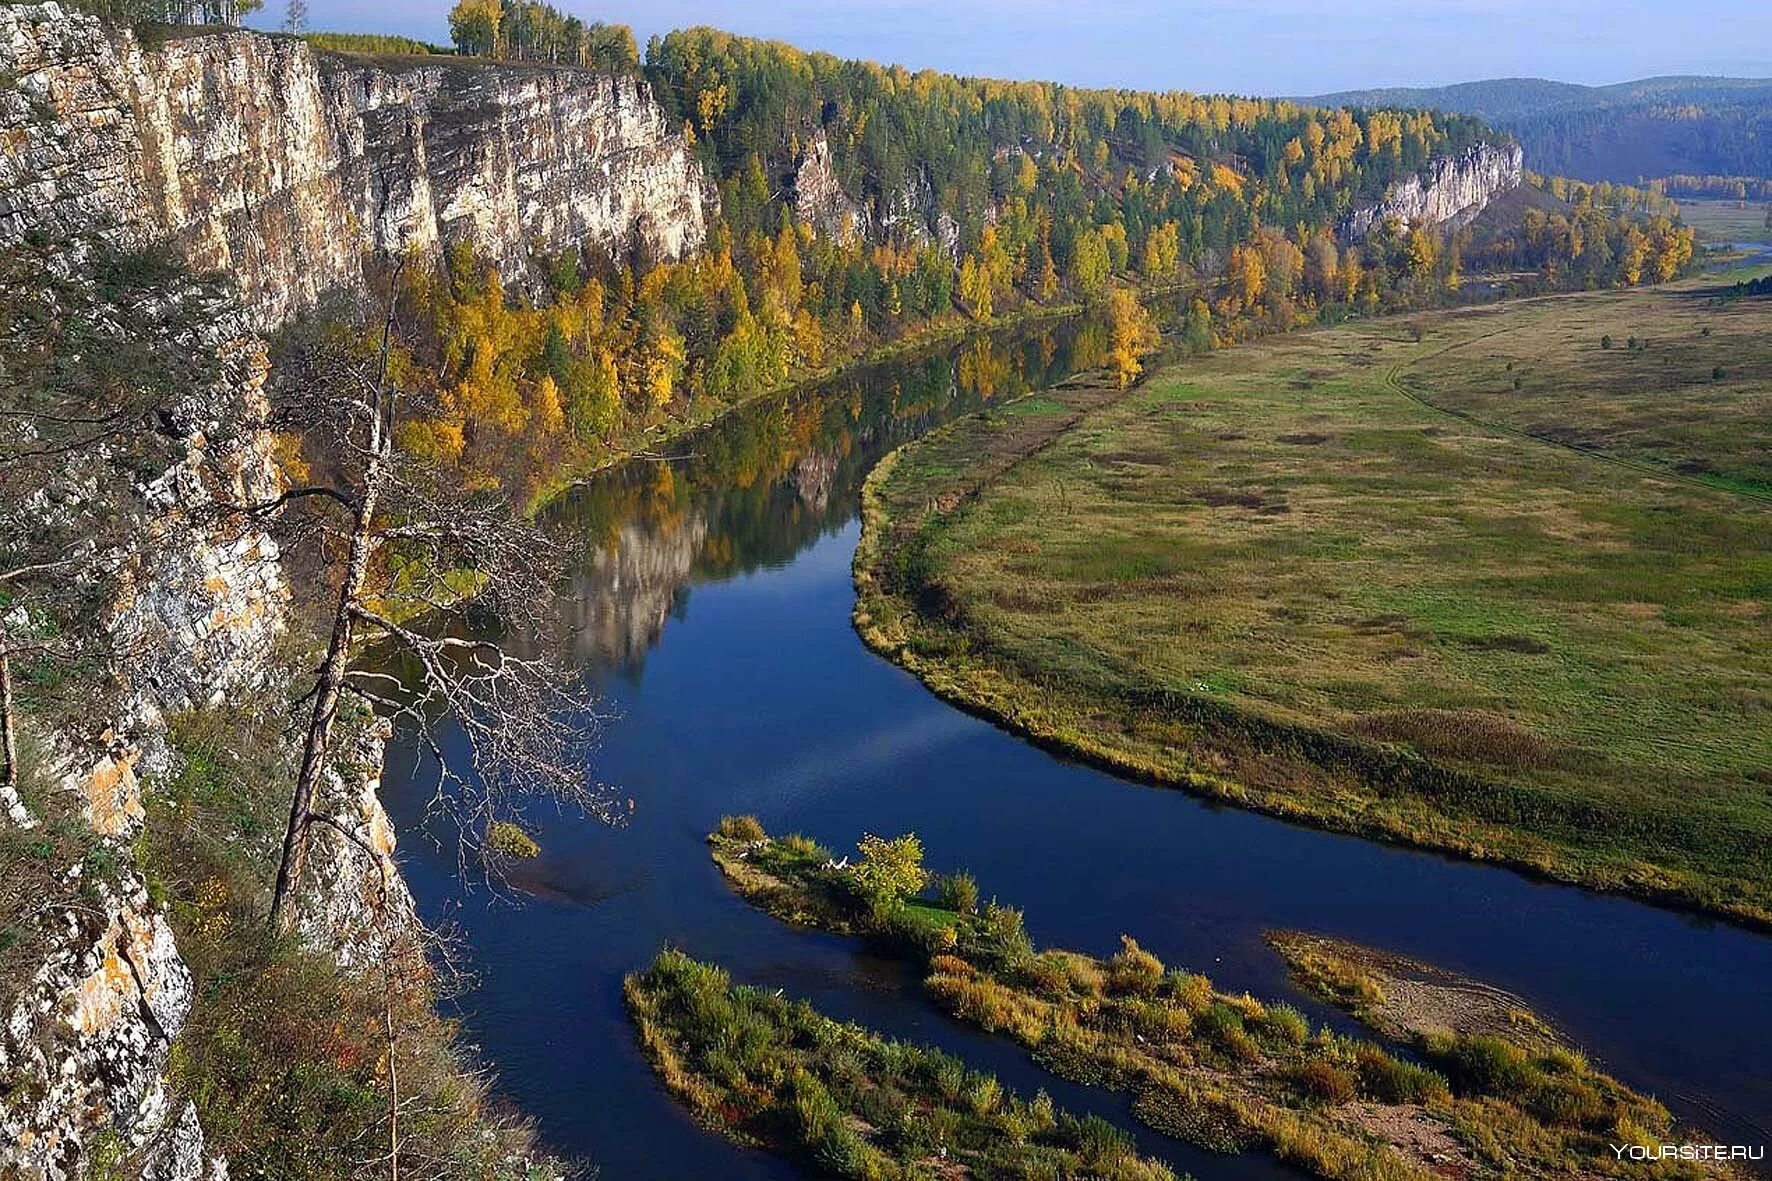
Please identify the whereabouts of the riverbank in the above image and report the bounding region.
[625,946,1179,1180]
[1267,932,1565,1054]
[527,298,1088,513]
[705,822,1731,1181]
[853,281,1772,928]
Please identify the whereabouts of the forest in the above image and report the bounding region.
[1309,75,1772,185]
[367,7,1694,505]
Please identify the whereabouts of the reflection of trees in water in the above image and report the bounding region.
[552,312,1108,672]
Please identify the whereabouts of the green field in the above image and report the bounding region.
[1677,197,1772,246]
[856,281,1772,924]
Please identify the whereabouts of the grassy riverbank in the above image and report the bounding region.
[625,946,1178,1180]
[854,279,1772,926]
[1268,932,1566,1054]
[706,822,1729,1181]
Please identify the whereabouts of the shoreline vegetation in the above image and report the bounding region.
[1266,932,1565,1056]
[529,297,1086,511]
[852,278,1771,929]
[624,948,1179,1181]
[701,820,1735,1181]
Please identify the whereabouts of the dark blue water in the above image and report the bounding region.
[382,317,1772,1179]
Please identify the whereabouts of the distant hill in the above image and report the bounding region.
[1301,76,1772,183]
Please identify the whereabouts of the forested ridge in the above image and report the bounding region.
[46,0,1700,476]
[332,6,1678,504]
[1308,75,1772,184]
[52,0,1693,503]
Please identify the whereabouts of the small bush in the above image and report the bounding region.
[967,1074,1003,1115]
[717,814,767,842]
[1197,1002,1259,1061]
[778,832,827,861]
[1131,1000,1192,1043]
[1162,970,1215,1013]
[1106,935,1164,995]
[485,821,540,859]
[938,871,980,915]
[852,832,928,913]
[1436,1033,1537,1099]
[1354,1044,1448,1103]
[964,900,1034,971]
[1254,1004,1310,1047]
[1600,334,1612,348]
[1712,366,1726,380]
[1528,1076,1608,1129]
[1020,953,1068,996]
[1292,1060,1358,1105]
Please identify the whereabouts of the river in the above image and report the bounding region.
[380,312,1772,1179]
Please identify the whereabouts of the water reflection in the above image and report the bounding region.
[383,304,1772,1179]
[548,315,1109,676]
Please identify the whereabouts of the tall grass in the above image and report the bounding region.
[625,947,1178,1180]
[707,823,1699,1181]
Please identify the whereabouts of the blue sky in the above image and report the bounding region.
[258,1,1772,95]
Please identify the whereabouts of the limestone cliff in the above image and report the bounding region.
[1,278,272,1181]
[0,9,718,1174]
[790,128,959,254]
[791,129,870,243]
[0,2,714,326]
[1340,141,1524,241]
[0,259,426,1179]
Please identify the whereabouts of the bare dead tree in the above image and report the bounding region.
[259,270,608,932]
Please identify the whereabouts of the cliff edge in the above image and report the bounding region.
[0,3,714,326]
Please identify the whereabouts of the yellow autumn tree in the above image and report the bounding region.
[1619,225,1649,286]
[1140,221,1180,281]
[1405,227,1439,279]
[958,254,993,320]
[1105,288,1159,388]
[642,327,686,411]
[1227,242,1266,313]
[1070,228,1110,296]
[532,374,565,436]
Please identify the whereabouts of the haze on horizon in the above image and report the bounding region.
[260,0,1772,95]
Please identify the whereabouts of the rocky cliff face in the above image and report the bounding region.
[1,281,271,1181]
[0,269,418,1181]
[1,10,718,1174]
[1340,141,1524,241]
[790,128,959,255]
[791,130,870,243]
[0,3,714,325]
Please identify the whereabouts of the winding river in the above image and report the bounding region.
[381,312,1772,1179]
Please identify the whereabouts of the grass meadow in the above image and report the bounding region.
[855,280,1772,924]
[1677,198,1772,247]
